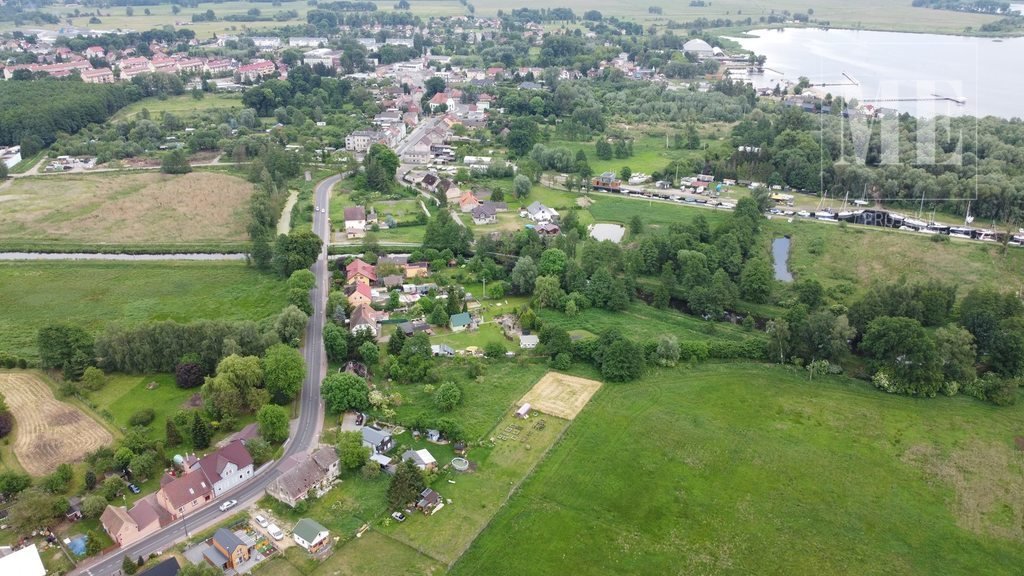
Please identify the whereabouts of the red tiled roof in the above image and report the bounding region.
[346,259,377,281]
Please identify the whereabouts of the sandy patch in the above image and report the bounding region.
[517,372,602,420]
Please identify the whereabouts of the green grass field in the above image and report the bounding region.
[468,0,1000,34]
[0,261,287,360]
[380,410,570,566]
[538,300,759,345]
[453,361,1024,575]
[111,93,247,121]
[257,530,443,576]
[771,218,1024,297]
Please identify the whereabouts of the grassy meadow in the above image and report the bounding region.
[111,93,247,122]
[770,218,1024,297]
[0,261,287,360]
[453,361,1024,576]
[0,171,255,250]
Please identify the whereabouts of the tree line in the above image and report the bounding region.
[0,80,138,147]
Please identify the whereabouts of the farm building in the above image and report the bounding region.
[402,449,437,471]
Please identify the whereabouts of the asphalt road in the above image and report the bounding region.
[73,174,340,576]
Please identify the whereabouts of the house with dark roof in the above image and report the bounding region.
[398,321,431,337]
[471,203,497,225]
[361,426,394,454]
[415,487,443,513]
[197,440,254,497]
[266,447,340,508]
[155,468,213,520]
[204,528,251,570]
[138,557,180,576]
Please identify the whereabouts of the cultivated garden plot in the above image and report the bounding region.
[0,372,113,476]
[518,372,602,420]
[0,171,253,247]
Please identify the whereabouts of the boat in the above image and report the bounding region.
[797,210,810,218]
[949,226,974,239]
[815,211,837,221]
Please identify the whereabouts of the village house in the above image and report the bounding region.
[449,312,472,332]
[266,447,340,507]
[471,203,498,225]
[344,206,367,238]
[138,557,180,576]
[346,258,377,285]
[349,302,380,336]
[203,528,251,571]
[196,440,254,497]
[292,518,331,553]
[520,334,539,349]
[458,191,480,213]
[348,284,374,308]
[416,487,443,514]
[100,499,162,547]
[402,449,438,471]
[345,130,386,152]
[362,426,395,454]
[525,201,559,223]
[288,37,327,48]
[155,440,253,519]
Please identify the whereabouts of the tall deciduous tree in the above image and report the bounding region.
[861,316,941,396]
[160,148,192,174]
[257,404,290,444]
[336,430,369,470]
[321,372,370,413]
[262,344,305,404]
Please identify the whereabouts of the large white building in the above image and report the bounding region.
[195,440,254,497]
[345,130,386,152]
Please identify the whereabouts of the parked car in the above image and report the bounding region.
[267,524,285,540]
[127,484,140,494]
[391,511,406,522]
[254,514,269,528]
[218,499,237,512]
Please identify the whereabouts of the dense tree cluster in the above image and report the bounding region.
[0,80,137,146]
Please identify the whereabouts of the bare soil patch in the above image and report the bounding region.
[0,373,113,476]
[0,171,254,245]
[518,372,602,420]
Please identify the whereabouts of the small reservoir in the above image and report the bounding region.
[772,236,793,283]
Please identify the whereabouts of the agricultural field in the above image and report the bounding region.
[469,0,1000,34]
[518,372,601,420]
[0,171,254,250]
[770,218,1024,296]
[111,93,247,121]
[0,261,287,360]
[0,1,312,39]
[453,362,1024,576]
[0,372,113,476]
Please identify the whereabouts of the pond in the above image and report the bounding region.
[772,236,794,283]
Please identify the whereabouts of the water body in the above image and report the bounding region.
[0,252,246,261]
[772,237,794,282]
[730,28,1024,119]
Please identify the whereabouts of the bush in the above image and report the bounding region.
[677,341,710,363]
[175,362,204,388]
[0,410,13,438]
[128,408,155,427]
[484,341,506,358]
[552,352,572,370]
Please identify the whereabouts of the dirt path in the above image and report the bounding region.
[278,190,299,235]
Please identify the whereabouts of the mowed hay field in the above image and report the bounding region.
[0,171,254,247]
[452,363,1024,576]
[0,372,113,476]
[0,261,287,360]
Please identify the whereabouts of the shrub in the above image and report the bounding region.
[128,408,155,427]
[175,362,204,389]
[552,352,572,370]
[0,411,13,438]
[677,341,710,363]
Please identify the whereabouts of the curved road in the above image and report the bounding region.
[73,174,341,576]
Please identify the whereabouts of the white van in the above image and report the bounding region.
[267,524,285,541]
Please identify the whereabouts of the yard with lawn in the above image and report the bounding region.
[453,361,1024,575]
[0,261,287,360]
